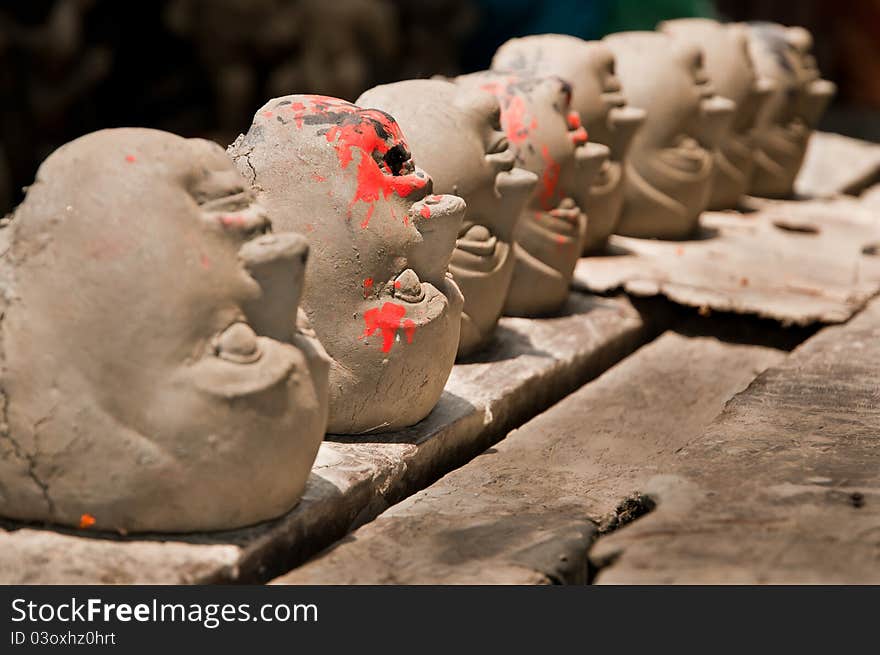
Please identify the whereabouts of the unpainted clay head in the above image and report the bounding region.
[0,128,330,533]
[603,32,734,239]
[357,80,537,357]
[456,71,608,316]
[491,34,645,253]
[746,22,836,198]
[660,18,773,209]
[229,96,464,433]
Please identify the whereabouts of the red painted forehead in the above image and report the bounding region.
[261,94,427,230]
[267,94,409,152]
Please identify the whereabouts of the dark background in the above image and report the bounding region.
[1,0,878,215]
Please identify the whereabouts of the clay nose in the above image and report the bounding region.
[799,78,836,128]
[493,167,538,241]
[608,105,645,160]
[409,193,466,287]
[696,95,736,148]
[575,142,610,182]
[753,76,777,102]
[238,232,309,342]
[738,77,777,130]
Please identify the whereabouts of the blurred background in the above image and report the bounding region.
[1,0,878,214]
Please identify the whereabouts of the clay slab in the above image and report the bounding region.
[795,130,880,198]
[0,293,658,584]
[574,198,880,325]
[595,296,880,583]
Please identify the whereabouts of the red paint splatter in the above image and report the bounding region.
[79,513,96,529]
[363,277,374,298]
[324,114,427,228]
[200,253,211,269]
[570,127,588,146]
[270,95,429,229]
[220,215,247,228]
[263,111,274,118]
[125,154,136,163]
[479,81,504,94]
[289,102,306,128]
[311,172,327,182]
[480,79,537,145]
[419,205,431,219]
[567,111,589,145]
[393,280,402,289]
[539,145,561,209]
[502,94,537,145]
[403,319,416,344]
[362,302,411,353]
[555,234,567,245]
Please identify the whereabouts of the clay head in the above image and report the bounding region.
[229,95,464,433]
[357,80,537,357]
[660,18,773,209]
[456,71,608,316]
[0,128,330,533]
[492,34,646,253]
[746,22,837,198]
[603,32,734,239]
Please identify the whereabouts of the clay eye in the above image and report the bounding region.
[383,144,412,176]
[486,132,509,155]
[199,189,254,211]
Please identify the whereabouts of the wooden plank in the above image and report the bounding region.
[795,131,880,198]
[594,296,880,583]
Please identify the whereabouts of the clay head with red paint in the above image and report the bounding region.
[603,32,735,239]
[492,34,646,253]
[229,95,464,433]
[745,22,836,198]
[357,79,538,357]
[0,128,330,533]
[659,19,774,209]
[457,71,608,316]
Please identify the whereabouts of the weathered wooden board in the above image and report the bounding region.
[0,293,660,584]
[593,297,880,584]
[795,131,880,198]
[574,198,880,325]
[272,319,787,585]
